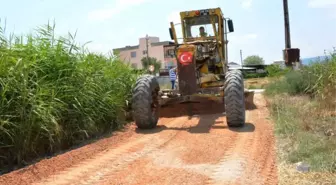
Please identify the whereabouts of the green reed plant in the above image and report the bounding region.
[0,21,138,171]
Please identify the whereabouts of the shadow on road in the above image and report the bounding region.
[135,121,255,135]
[136,99,256,134]
[159,98,257,119]
[245,102,257,110]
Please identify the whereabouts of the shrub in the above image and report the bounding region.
[265,51,336,105]
[243,72,268,79]
[265,64,291,77]
[243,55,265,65]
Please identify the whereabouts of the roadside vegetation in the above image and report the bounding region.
[243,65,285,89]
[0,22,140,173]
[243,55,265,65]
[244,77,271,89]
[264,50,336,184]
[243,55,283,89]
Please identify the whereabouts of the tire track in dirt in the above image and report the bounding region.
[0,117,177,185]
[76,117,195,185]
[204,134,245,185]
[33,116,192,185]
[93,105,252,185]
[88,116,203,185]
[93,114,217,185]
[205,108,253,185]
[120,94,276,185]
[0,94,278,185]
[246,94,278,185]
[230,93,278,185]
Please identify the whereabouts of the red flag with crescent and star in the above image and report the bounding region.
[178,52,193,66]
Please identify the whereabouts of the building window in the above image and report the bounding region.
[168,49,175,56]
[164,49,175,58]
[131,51,136,58]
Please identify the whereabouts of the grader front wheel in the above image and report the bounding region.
[224,70,246,127]
[131,75,160,129]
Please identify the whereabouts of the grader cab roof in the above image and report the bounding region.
[177,8,225,41]
[180,8,223,18]
[168,7,234,44]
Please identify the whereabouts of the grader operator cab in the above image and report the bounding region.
[131,7,253,129]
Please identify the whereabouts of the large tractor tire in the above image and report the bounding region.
[224,70,246,127]
[131,74,160,129]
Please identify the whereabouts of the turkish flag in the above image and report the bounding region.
[178,52,193,65]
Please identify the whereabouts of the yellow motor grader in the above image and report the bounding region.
[131,7,254,129]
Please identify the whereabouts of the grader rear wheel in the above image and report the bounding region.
[131,75,160,129]
[224,70,246,127]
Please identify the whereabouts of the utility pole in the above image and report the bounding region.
[240,49,243,69]
[283,0,291,49]
[146,34,149,59]
[145,34,153,75]
[282,0,300,68]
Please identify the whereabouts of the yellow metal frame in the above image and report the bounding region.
[170,7,230,90]
[179,8,223,42]
[170,22,178,44]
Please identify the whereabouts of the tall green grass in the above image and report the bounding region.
[265,51,336,173]
[265,64,291,77]
[268,95,336,172]
[0,22,138,171]
[265,50,336,109]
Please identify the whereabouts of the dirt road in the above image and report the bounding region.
[0,93,278,185]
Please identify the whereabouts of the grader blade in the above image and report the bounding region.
[159,88,255,108]
[244,89,255,107]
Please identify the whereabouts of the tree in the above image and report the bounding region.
[243,55,265,65]
[141,57,162,74]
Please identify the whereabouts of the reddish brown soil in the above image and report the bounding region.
[0,94,278,185]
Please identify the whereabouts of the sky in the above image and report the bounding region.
[0,0,335,64]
